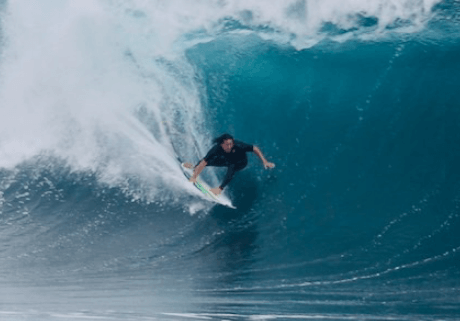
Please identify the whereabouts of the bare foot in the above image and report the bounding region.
[210,187,222,196]
[183,162,194,169]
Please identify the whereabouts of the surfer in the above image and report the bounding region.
[184,133,275,196]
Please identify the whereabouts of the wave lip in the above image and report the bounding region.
[1,0,460,319]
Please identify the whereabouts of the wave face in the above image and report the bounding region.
[1,0,460,320]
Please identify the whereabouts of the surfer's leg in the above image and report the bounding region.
[220,164,237,190]
[220,159,248,189]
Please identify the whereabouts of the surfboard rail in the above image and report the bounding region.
[180,163,236,209]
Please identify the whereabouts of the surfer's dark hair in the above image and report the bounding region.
[213,133,234,145]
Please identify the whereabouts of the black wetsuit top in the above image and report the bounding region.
[197,140,254,189]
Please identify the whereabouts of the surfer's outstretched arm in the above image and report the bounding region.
[190,159,207,183]
[253,146,275,169]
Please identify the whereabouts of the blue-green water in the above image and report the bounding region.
[0,1,459,320]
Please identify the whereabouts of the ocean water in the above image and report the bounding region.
[0,0,459,320]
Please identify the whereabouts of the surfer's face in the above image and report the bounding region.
[221,139,234,153]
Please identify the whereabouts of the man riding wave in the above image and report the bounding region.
[184,134,275,195]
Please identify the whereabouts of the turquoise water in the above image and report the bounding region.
[0,0,459,320]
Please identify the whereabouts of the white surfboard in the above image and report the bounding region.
[181,163,236,209]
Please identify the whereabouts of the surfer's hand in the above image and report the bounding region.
[183,162,194,169]
[210,187,222,196]
[189,176,197,183]
[264,161,275,169]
